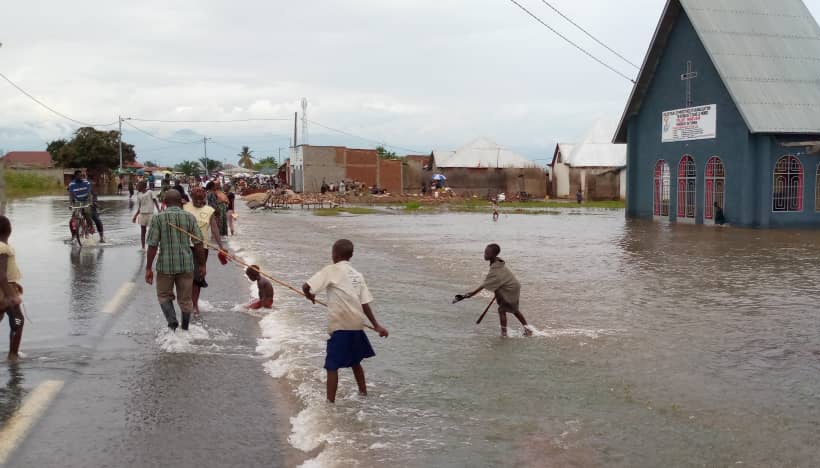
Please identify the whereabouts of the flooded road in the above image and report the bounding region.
[2,195,820,467]
[239,206,820,467]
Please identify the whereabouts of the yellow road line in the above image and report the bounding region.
[103,281,135,314]
[0,379,64,465]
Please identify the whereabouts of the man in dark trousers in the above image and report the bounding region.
[145,190,205,332]
[462,243,532,337]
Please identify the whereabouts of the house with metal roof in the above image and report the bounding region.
[430,139,547,198]
[615,0,820,227]
[551,120,627,200]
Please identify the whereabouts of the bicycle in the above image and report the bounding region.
[69,204,95,246]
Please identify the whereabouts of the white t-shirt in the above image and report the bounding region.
[184,204,215,248]
[137,191,156,215]
[307,261,373,333]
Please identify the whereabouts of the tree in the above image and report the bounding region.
[376,146,399,160]
[253,157,278,172]
[48,127,136,171]
[174,160,201,176]
[199,157,222,173]
[143,160,159,168]
[237,146,254,169]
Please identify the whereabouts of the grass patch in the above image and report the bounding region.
[4,170,64,199]
[313,206,379,216]
[404,201,421,211]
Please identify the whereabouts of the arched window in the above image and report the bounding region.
[773,155,803,212]
[815,163,820,212]
[705,157,725,222]
[653,160,670,217]
[677,155,696,220]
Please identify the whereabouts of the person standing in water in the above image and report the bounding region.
[184,187,223,316]
[145,190,205,332]
[461,243,532,337]
[302,239,389,403]
[0,217,24,361]
[245,266,274,309]
[133,181,161,251]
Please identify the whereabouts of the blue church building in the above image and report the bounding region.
[615,0,820,228]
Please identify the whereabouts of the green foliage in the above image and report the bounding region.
[174,160,201,176]
[199,158,223,173]
[143,160,159,168]
[404,201,421,210]
[48,127,136,171]
[4,170,63,198]
[376,146,399,160]
[253,157,278,171]
[237,146,254,169]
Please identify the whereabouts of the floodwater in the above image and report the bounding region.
[2,195,820,467]
[238,206,820,467]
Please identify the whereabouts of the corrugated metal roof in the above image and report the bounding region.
[434,138,537,168]
[567,120,626,167]
[615,0,820,141]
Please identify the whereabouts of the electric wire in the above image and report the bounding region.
[129,117,291,123]
[506,0,636,83]
[538,0,640,69]
[0,71,118,127]
[122,120,201,145]
[308,119,426,154]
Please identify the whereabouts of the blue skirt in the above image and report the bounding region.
[324,330,376,371]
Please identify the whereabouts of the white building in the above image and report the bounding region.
[551,120,627,200]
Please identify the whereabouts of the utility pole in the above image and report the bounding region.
[293,112,298,148]
[203,137,212,177]
[118,116,123,171]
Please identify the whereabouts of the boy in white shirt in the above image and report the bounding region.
[132,181,161,250]
[302,239,388,403]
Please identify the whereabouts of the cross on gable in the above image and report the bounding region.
[681,61,698,107]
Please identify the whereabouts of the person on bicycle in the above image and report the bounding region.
[68,170,105,243]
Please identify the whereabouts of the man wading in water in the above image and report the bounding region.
[145,190,205,332]
[462,243,533,337]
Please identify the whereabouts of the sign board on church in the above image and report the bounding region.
[661,105,716,143]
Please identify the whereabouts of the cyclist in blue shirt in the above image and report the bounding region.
[68,170,105,243]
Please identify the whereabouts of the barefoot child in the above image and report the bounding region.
[461,243,532,337]
[246,266,274,309]
[302,239,389,403]
[0,216,24,361]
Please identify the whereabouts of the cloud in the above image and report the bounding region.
[4,0,819,163]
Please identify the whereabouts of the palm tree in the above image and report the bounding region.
[237,146,254,169]
[174,160,201,176]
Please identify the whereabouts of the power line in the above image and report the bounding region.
[129,117,291,123]
[506,0,636,83]
[308,119,426,154]
[538,0,640,70]
[122,120,201,145]
[0,71,118,127]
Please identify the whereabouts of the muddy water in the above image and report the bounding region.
[239,206,820,468]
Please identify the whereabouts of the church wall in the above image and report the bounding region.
[627,11,752,225]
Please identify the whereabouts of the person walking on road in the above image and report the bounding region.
[133,181,161,251]
[145,190,205,332]
[0,216,24,361]
[184,187,223,316]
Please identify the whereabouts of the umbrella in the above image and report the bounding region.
[432,174,447,181]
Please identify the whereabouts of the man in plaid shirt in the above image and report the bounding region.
[145,190,205,332]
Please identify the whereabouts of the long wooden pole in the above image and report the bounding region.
[475,297,496,324]
[168,223,378,331]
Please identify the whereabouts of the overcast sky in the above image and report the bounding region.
[3,0,820,166]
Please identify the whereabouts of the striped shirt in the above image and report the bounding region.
[146,207,203,274]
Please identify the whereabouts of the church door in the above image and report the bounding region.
[704,157,725,225]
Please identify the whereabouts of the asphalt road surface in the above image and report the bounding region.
[0,195,299,467]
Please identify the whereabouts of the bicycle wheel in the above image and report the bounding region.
[70,216,82,246]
